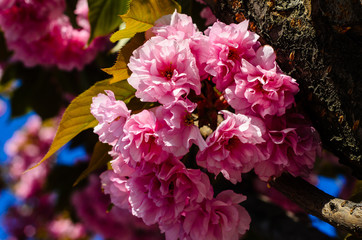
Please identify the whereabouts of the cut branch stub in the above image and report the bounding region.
[270,173,362,236]
[214,0,362,178]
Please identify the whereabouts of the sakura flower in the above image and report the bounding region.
[224,45,299,118]
[197,110,266,183]
[151,11,210,78]
[127,159,213,226]
[155,98,207,157]
[91,90,130,146]
[254,113,320,181]
[117,109,169,167]
[127,36,201,104]
[100,167,131,211]
[161,190,250,240]
[204,20,260,91]
[152,10,199,40]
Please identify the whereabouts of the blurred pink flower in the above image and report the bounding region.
[200,7,217,26]
[0,0,16,9]
[224,45,299,118]
[91,90,130,146]
[204,20,260,91]
[48,218,86,239]
[0,0,65,43]
[3,194,56,239]
[127,36,201,104]
[5,115,57,198]
[197,110,266,183]
[0,98,6,117]
[0,0,107,71]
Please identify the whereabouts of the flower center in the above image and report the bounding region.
[161,65,174,80]
[184,113,194,126]
[164,70,173,79]
[225,136,240,150]
[228,48,239,61]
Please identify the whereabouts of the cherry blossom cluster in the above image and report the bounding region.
[5,115,57,199]
[3,194,87,239]
[91,11,320,239]
[0,0,106,71]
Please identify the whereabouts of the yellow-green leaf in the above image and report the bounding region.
[102,52,129,84]
[31,79,135,170]
[73,142,112,186]
[103,33,145,84]
[110,0,181,42]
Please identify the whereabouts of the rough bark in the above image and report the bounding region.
[212,0,362,178]
[270,174,362,237]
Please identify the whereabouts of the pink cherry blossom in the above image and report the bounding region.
[224,45,299,118]
[116,109,169,167]
[254,113,320,181]
[127,36,201,104]
[100,168,131,211]
[197,110,266,183]
[204,20,260,91]
[155,98,207,157]
[152,10,199,40]
[151,11,210,79]
[91,90,130,146]
[162,190,250,240]
[126,158,213,226]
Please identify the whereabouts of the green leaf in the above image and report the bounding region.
[110,0,181,42]
[31,79,135,170]
[73,142,112,186]
[88,0,131,42]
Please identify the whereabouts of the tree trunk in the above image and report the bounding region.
[212,0,362,178]
[206,0,362,237]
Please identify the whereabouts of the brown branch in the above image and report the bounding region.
[270,173,362,237]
